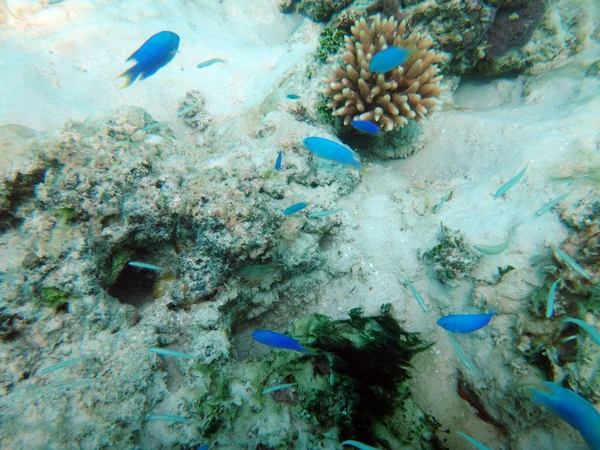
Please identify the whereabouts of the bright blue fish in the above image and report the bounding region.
[369,47,411,73]
[437,313,495,333]
[351,120,380,135]
[251,330,313,354]
[526,382,600,450]
[283,202,308,216]
[275,151,282,171]
[302,137,361,169]
[119,31,180,88]
[286,94,301,100]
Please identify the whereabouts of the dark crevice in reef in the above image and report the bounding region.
[108,263,158,306]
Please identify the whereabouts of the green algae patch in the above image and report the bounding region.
[105,248,134,286]
[316,27,346,61]
[55,207,79,224]
[316,96,335,124]
[152,271,176,299]
[40,287,70,308]
[292,303,433,447]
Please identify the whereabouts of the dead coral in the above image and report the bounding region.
[424,224,480,287]
[178,90,212,131]
[406,0,495,75]
[553,193,600,312]
[325,15,445,132]
[283,0,354,22]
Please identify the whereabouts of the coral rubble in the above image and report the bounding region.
[0,106,360,448]
[178,90,212,131]
[325,15,445,132]
[424,224,480,287]
[282,0,354,22]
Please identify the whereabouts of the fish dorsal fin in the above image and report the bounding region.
[126,46,146,63]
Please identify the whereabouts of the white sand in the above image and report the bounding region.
[0,0,311,139]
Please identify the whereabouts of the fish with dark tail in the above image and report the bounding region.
[118,31,180,88]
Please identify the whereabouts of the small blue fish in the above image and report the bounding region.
[196,58,226,69]
[119,31,180,88]
[275,151,282,171]
[526,382,600,450]
[369,47,411,73]
[251,330,313,354]
[302,137,361,169]
[286,94,301,100]
[128,261,165,271]
[437,312,495,333]
[351,120,380,135]
[455,432,491,450]
[283,202,308,216]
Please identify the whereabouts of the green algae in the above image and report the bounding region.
[317,96,335,124]
[152,271,176,299]
[291,304,433,446]
[55,207,79,224]
[40,287,70,308]
[316,26,346,61]
[105,248,134,286]
[192,305,436,447]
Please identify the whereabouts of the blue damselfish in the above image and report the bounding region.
[275,151,282,171]
[437,312,495,333]
[527,382,600,450]
[119,31,180,88]
[369,47,411,73]
[351,120,380,135]
[251,330,313,354]
[302,137,361,169]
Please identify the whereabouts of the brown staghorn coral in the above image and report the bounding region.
[325,15,445,132]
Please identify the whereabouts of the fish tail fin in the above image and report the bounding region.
[117,64,143,89]
[303,347,320,356]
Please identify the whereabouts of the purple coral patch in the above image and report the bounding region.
[482,0,547,60]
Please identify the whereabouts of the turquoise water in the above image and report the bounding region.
[0,1,599,449]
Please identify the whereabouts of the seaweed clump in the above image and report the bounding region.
[292,303,433,446]
[424,224,479,287]
[316,26,347,61]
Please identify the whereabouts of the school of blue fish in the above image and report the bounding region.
[106,32,600,449]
